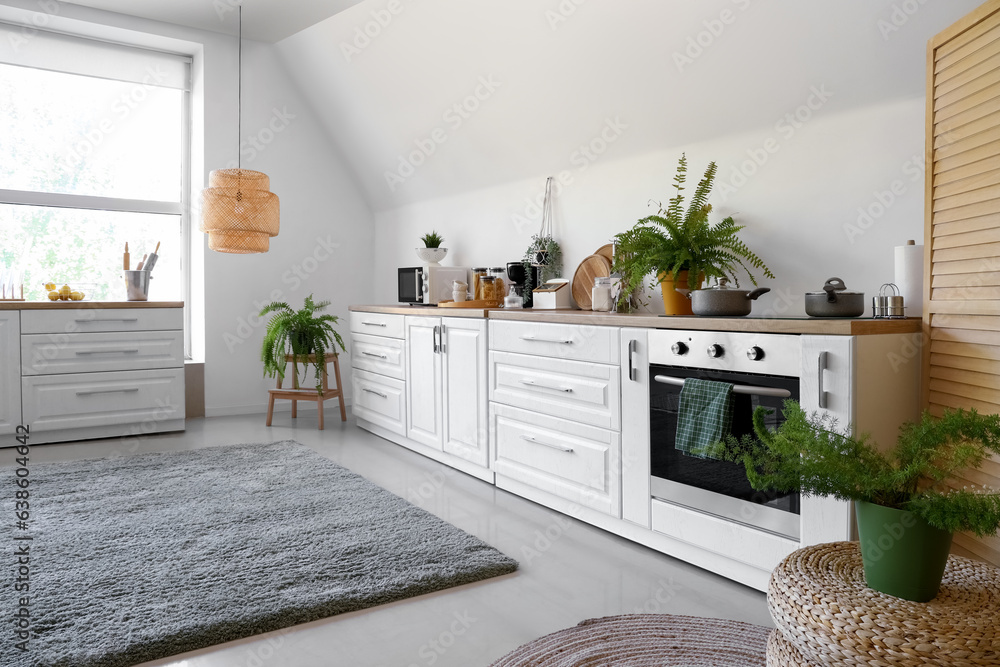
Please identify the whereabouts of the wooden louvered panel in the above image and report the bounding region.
[931,271,1000,287]
[931,256,1000,275]
[931,240,1000,262]
[931,313,1000,331]
[931,227,1000,248]
[934,99,1000,146]
[934,41,1000,95]
[934,5,1000,66]
[931,183,1000,212]
[930,352,1000,375]
[931,152,1000,187]
[933,136,1000,175]
[926,1,1000,569]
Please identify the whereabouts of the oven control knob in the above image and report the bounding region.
[746,346,765,361]
[707,344,724,358]
[670,342,689,356]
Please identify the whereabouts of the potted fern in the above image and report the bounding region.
[260,294,346,393]
[707,402,1000,602]
[611,154,774,314]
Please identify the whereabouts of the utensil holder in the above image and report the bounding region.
[124,270,152,301]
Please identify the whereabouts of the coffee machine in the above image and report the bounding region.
[505,262,538,308]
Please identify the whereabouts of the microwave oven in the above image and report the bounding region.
[398,266,470,305]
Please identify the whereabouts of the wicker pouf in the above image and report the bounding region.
[767,629,820,667]
[767,542,1000,666]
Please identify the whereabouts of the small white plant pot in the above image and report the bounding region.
[416,247,448,265]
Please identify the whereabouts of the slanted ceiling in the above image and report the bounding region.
[273,0,985,212]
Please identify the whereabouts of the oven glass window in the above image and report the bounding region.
[649,365,801,518]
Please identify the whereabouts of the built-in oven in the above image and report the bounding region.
[648,330,802,540]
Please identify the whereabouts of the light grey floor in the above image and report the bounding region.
[26,413,771,667]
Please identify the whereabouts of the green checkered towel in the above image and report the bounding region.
[675,378,734,458]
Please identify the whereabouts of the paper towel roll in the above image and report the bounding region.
[894,240,923,318]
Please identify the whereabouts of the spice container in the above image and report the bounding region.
[591,276,613,311]
[472,268,487,301]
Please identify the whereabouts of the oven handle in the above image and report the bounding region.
[653,374,792,398]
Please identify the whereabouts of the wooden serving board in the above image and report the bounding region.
[571,254,611,310]
[438,299,500,308]
[595,243,614,264]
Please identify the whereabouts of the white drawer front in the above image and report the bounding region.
[490,351,620,429]
[489,320,619,364]
[21,308,182,334]
[21,330,184,376]
[350,312,404,339]
[350,333,405,380]
[22,368,185,433]
[352,368,405,436]
[491,403,620,516]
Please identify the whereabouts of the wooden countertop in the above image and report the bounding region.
[0,301,184,310]
[350,305,922,335]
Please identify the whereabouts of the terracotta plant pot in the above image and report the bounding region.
[659,270,697,316]
[856,500,953,602]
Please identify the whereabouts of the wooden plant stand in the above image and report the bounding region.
[265,352,346,430]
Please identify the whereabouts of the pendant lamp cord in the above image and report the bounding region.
[236,4,242,196]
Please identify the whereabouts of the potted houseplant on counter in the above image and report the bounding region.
[611,154,773,314]
[706,402,1000,602]
[416,231,448,265]
[260,294,346,393]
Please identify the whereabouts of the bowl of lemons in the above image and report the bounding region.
[44,281,95,302]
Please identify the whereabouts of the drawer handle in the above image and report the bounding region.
[361,351,389,360]
[520,434,574,453]
[361,321,387,328]
[519,378,573,393]
[75,387,140,396]
[362,387,388,399]
[75,349,140,356]
[73,318,140,323]
[520,335,573,345]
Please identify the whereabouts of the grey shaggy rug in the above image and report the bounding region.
[3,441,517,667]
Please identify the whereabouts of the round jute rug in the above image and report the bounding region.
[488,613,770,666]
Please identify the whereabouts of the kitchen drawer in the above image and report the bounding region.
[21,368,185,433]
[490,403,620,516]
[350,312,404,339]
[21,330,184,376]
[20,308,182,334]
[352,368,405,436]
[489,320,619,364]
[489,350,620,429]
[350,333,405,380]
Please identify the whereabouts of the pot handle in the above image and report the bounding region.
[823,277,846,303]
[747,287,770,301]
[674,288,692,300]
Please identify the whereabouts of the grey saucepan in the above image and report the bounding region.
[677,278,771,317]
[805,277,865,317]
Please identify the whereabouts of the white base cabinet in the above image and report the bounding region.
[0,312,21,437]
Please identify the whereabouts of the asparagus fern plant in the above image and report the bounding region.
[611,154,774,310]
[420,231,444,248]
[260,294,346,393]
[706,401,1000,536]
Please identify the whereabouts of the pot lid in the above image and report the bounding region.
[806,276,863,296]
[706,278,741,291]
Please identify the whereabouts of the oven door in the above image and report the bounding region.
[649,364,801,540]
[397,267,424,304]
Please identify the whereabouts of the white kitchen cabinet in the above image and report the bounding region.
[620,328,651,528]
[442,318,488,468]
[352,368,406,436]
[351,313,407,437]
[405,316,444,449]
[0,312,21,437]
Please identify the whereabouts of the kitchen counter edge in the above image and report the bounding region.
[349,305,922,335]
[0,301,184,310]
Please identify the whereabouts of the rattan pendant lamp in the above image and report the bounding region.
[200,4,279,254]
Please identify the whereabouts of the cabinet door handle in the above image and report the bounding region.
[433,325,440,353]
[74,318,139,323]
[519,378,573,393]
[76,387,140,396]
[75,349,140,356]
[520,334,573,345]
[361,351,388,360]
[817,351,828,409]
[520,434,574,453]
[362,387,387,399]
[627,339,638,382]
[440,323,446,354]
[361,321,387,328]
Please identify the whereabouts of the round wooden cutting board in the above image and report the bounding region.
[595,243,614,264]
[572,254,612,310]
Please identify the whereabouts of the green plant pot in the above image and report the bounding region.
[855,500,953,602]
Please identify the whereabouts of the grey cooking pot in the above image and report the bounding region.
[677,278,770,317]
[805,277,865,317]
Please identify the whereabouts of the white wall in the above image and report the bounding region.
[276,0,982,312]
[0,0,376,415]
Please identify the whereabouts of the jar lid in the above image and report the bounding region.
[481,276,495,282]
[472,267,487,272]
[490,267,506,272]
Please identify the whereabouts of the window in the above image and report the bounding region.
[0,24,191,349]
